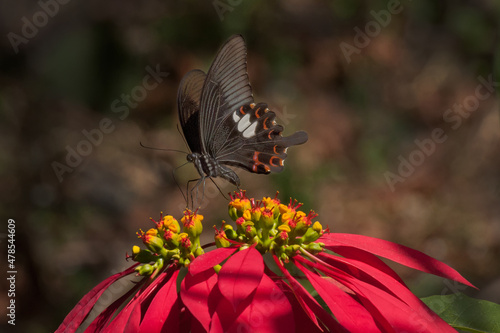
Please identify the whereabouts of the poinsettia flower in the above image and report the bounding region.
[57,191,475,333]
[183,190,475,333]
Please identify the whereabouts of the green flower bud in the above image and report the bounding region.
[305,242,324,253]
[300,227,321,243]
[132,247,157,263]
[136,264,154,276]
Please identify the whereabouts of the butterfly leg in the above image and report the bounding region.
[173,167,188,206]
[186,177,201,209]
[200,177,207,206]
[207,177,230,201]
[189,176,205,209]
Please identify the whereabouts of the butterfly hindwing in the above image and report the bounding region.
[216,103,308,173]
[177,69,206,154]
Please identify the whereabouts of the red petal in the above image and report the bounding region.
[218,247,264,310]
[295,261,381,333]
[139,270,180,333]
[318,252,403,298]
[103,294,142,333]
[329,245,405,284]
[262,267,323,332]
[179,307,206,333]
[123,302,142,333]
[297,256,456,332]
[350,276,456,332]
[103,270,172,333]
[274,256,345,332]
[320,233,475,288]
[56,264,139,333]
[85,283,141,332]
[279,282,324,333]
[212,274,295,333]
[317,252,458,332]
[189,247,237,276]
[180,267,218,332]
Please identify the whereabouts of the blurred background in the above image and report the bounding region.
[0,0,499,331]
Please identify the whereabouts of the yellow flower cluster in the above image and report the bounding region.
[220,191,325,261]
[133,210,205,274]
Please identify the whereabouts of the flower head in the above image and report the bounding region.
[58,190,475,333]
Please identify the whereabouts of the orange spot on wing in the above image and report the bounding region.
[270,156,283,167]
[251,151,271,173]
[255,108,263,118]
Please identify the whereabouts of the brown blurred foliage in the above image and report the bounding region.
[0,0,499,331]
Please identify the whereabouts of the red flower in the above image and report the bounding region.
[57,191,474,332]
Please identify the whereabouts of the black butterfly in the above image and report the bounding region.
[177,35,308,202]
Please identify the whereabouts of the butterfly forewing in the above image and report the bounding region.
[199,35,253,156]
[177,69,206,154]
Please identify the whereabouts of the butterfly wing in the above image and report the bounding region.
[215,103,308,173]
[177,69,207,154]
[180,35,308,177]
[199,34,254,156]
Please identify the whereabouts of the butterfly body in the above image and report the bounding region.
[187,152,240,186]
[177,35,308,201]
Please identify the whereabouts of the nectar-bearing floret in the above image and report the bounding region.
[217,190,326,260]
[129,193,325,276]
[228,190,252,220]
[162,215,180,233]
[131,209,205,275]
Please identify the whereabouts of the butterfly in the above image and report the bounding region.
[177,35,308,203]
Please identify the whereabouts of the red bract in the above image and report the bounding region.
[182,235,473,332]
[288,233,474,332]
[56,265,187,333]
[56,264,139,333]
[218,247,264,310]
[183,247,295,333]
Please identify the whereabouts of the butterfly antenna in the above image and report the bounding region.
[139,141,188,155]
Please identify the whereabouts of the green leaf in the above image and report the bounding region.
[422,293,500,333]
